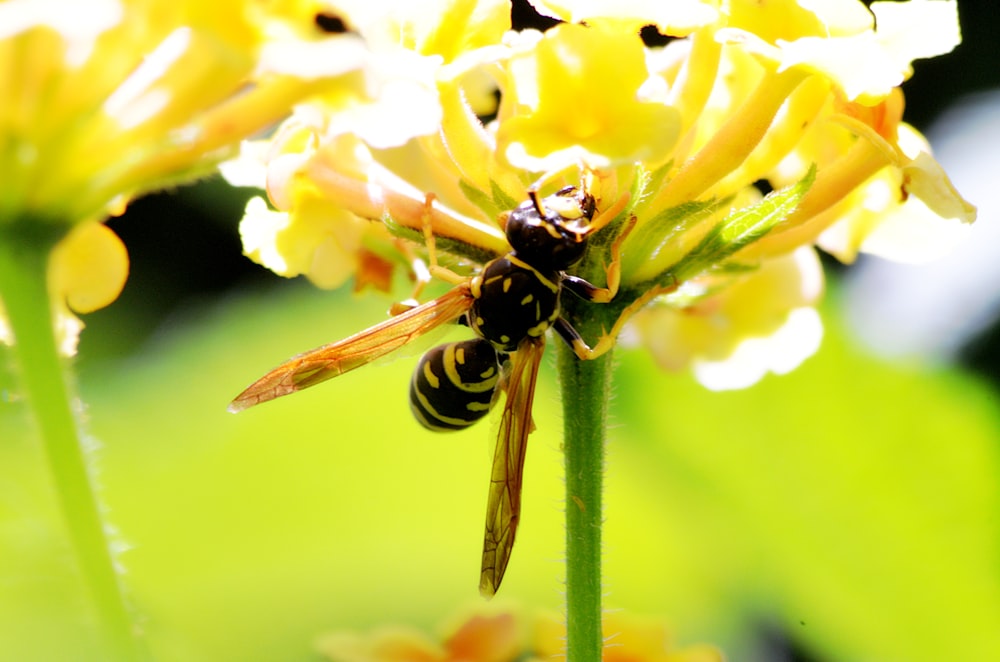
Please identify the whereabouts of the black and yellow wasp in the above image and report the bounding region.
[229,184,631,596]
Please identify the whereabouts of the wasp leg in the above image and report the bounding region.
[553,317,615,361]
[554,279,679,361]
[391,193,471,316]
[389,238,434,316]
[420,193,468,286]
[561,209,637,305]
[587,190,630,234]
[497,210,511,232]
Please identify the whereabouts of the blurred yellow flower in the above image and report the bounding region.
[47,221,130,354]
[317,608,519,662]
[533,609,725,662]
[0,0,365,226]
[316,606,723,662]
[0,220,129,354]
[627,246,824,390]
[0,0,369,348]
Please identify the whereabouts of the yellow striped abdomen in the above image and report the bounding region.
[409,339,503,431]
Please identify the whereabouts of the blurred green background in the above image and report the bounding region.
[3,2,1000,661]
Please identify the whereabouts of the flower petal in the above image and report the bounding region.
[49,222,129,314]
[497,24,681,171]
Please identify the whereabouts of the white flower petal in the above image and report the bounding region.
[693,307,824,390]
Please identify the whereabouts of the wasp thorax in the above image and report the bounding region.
[505,186,596,270]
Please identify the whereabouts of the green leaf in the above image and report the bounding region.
[489,178,520,214]
[672,165,816,282]
[621,197,726,283]
[630,160,672,209]
[458,178,501,219]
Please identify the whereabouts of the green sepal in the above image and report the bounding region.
[630,160,672,209]
[459,179,501,220]
[622,197,728,283]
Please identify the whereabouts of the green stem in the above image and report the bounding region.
[0,221,143,661]
[557,340,613,662]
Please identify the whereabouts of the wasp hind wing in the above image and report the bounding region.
[479,337,545,597]
[229,285,473,412]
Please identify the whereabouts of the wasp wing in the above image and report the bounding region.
[479,336,544,597]
[229,285,474,412]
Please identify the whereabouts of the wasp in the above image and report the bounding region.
[229,184,632,596]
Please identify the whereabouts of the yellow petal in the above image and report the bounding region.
[726,0,873,44]
[237,195,365,289]
[816,123,976,263]
[497,24,681,170]
[48,221,129,314]
[528,0,718,36]
[721,1,961,103]
[630,247,824,390]
[901,152,977,226]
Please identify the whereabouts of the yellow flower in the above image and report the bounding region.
[743,87,976,263]
[223,0,514,289]
[287,0,510,149]
[228,128,402,290]
[626,247,824,390]
[496,23,682,171]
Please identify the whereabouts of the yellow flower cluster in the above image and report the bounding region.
[7,0,970,377]
[227,0,974,388]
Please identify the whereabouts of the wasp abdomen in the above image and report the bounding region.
[410,339,503,431]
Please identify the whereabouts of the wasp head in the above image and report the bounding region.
[505,186,598,270]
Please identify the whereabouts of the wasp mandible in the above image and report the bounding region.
[230,184,632,596]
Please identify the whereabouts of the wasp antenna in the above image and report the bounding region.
[528,188,545,216]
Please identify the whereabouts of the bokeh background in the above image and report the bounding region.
[3,1,1000,660]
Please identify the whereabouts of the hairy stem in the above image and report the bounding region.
[557,340,614,661]
[0,220,143,661]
